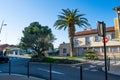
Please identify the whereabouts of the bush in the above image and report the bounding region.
[29,53,38,58]
[84,50,98,60]
[48,50,59,56]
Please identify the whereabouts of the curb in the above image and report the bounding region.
[0,73,45,80]
[102,67,120,76]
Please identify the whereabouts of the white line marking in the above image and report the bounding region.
[90,69,98,72]
[76,67,80,69]
[38,68,64,75]
[83,68,89,70]
[89,65,96,68]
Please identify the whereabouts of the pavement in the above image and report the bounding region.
[86,60,120,76]
[0,54,45,80]
[1,54,120,79]
[0,73,45,80]
[105,61,120,76]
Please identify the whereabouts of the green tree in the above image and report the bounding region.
[54,8,90,56]
[19,22,55,56]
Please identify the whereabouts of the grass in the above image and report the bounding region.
[40,57,61,63]
[30,54,85,64]
[65,56,84,61]
[41,56,82,64]
[50,56,85,61]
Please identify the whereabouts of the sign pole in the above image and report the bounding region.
[97,21,108,80]
[103,24,108,80]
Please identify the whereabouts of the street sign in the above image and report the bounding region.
[102,37,109,43]
[97,21,106,37]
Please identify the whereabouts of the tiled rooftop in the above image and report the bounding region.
[75,26,115,36]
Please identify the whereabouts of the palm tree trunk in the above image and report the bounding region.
[68,24,75,57]
[69,37,74,57]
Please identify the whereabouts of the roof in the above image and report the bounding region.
[75,26,115,36]
[0,44,17,51]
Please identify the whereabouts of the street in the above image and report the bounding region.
[0,56,120,80]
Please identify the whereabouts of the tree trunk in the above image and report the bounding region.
[70,37,74,57]
[68,24,75,57]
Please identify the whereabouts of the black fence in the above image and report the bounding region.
[7,61,83,80]
[2,57,118,80]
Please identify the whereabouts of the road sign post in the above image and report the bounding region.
[97,21,108,80]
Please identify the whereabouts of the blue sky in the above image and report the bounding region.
[0,0,119,48]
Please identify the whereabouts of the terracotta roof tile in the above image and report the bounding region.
[75,26,114,36]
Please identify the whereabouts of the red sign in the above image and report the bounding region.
[102,37,109,43]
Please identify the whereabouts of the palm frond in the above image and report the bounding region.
[58,15,66,19]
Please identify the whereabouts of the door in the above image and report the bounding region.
[78,47,82,56]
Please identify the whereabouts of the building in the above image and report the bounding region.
[59,42,70,56]
[59,26,120,58]
[74,26,120,58]
[59,6,120,58]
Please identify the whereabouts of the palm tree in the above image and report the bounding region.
[54,8,90,56]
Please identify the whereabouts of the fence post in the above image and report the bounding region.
[114,56,116,64]
[108,57,110,71]
[50,63,52,80]
[9,61,11,75]
[80,65,83,80]
[27,61,30,79]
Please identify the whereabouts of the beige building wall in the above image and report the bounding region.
[74,32,120,47]
[59,43,70,56]
[74,31,120,58]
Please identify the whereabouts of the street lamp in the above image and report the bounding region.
[113,6,120,33]
[0,20,7,42]
[0,20,7,34]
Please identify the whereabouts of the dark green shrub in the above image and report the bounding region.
[48,50,59,56]
[84,49,98,60]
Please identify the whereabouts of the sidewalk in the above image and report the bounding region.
[88,60,120,76]
[0,73,45,80]
[106,61,120,76]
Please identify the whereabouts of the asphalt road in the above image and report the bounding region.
[0,56,120,80]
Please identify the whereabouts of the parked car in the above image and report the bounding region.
[0,51,9,63]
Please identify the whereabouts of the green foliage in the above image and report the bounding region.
[84,50,98,60]
[54,8,90,56]
[19,22,56,56]
[85,49,94,54]
[29,53,38,58]
[48,50,59,56]
[41,57,61,63]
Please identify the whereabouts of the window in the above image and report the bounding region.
[110,46,118,53]
[94,36,101,42]
[74,39,78,46]
[118,47,120,52]
[106,35,111,40]
[111,33,115,39]
[94,47,100,53]
[85,37,90,45]
[63,48,67,53]
[102,47,109,52]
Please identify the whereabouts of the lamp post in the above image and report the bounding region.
[113,6,120,33]
[0,20,7,42]
[0,20,7,33]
